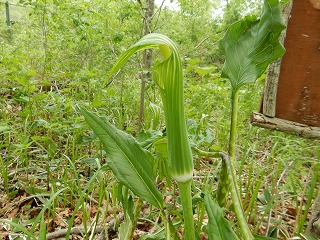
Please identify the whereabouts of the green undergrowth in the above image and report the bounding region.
[1,62,318,239]
[0,1,319,238]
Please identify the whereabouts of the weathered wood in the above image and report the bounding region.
[250,112,320,139]
[309,0,320,10]
[263,1,293,117]
[275,0,320,127]
[5,1,11,27]
[307,189,320,238]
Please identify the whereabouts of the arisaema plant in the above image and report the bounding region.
[81,33,196,239]
[216,0,286,239]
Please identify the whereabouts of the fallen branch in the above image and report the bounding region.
[46,226,103,240]
[46,213,124,240]
[250,111,320,139]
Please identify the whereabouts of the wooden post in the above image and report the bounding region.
[252,0,320,134]
[5,1,11,27]
[250,1,320,237]
[5,1,12,41]
[307,189,320,238]
[262,1,292,117]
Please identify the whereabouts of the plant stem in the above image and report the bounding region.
[223,154,253,240]
[228,90,253,240]
[127,198,143,240]
[228,90,241,199]
[217,90,240,207]
[229,90,239,164]
[177,180,195,240]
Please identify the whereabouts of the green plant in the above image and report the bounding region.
[81,33,196,238]
[216,0,286,238]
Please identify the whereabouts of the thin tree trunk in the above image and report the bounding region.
[138,0,154,131]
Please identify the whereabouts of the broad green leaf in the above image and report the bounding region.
[221,0,286,92]
[191,65,215,77]
[253,234,277,240]
[137,130,163,149]
[204,192,240,240]
[108,33,193,183]
[80,108,163,209]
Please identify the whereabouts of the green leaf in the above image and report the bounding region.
[253,234,277,240]
[204,192,240,240]
[221,0,286,91]
[80,108,163,209]
[137,130,163,149]
[191,65,215,77]
[30,188,67,233]
[38,215,46,240]
[119,219,133,240]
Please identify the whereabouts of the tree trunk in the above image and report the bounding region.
[138,0,154,131]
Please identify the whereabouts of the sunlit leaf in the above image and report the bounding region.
[253,234,277,240]
[80,108,163,209]
[204,191,240,240]
[191,65,215,77]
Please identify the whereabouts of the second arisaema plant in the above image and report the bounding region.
[216,0,286,239]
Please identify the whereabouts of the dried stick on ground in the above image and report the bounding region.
[250,112,320,139]
[46,226,104,240]
[46,213,124,240]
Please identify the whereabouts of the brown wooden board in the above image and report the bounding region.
[275,0,320,127]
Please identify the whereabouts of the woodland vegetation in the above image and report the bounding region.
[0,0,319,239]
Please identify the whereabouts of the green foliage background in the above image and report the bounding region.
[0,0,319,239]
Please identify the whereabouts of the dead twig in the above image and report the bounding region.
[46,213,124,240]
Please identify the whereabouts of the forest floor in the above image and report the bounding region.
[0,75,319,240]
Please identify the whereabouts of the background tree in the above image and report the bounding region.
[138,0,155,131]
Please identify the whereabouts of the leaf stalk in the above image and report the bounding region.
[177,180,196,240]
[223,153,253,240]
[227,90,253,240]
